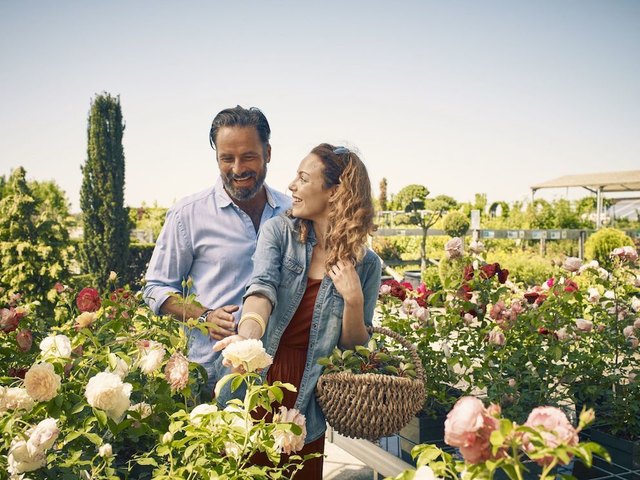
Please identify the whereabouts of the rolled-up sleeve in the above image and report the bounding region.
[243,217,284,308]
[143,208,193,314]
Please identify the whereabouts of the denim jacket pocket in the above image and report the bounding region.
[282,255,304,277]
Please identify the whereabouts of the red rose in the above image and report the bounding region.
[480,263,498,279]
[383,280,408,301]
[457,283,473,301]
[8,367,28,379]
[563,280,578,293]
[54,282,66,293]
[463,265,475,281]
[16,329,33,352]
[76,287,101,312]
[497,268,509,284]
[538,327,550,335]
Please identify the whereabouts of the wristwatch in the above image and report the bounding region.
[198,309,213,323]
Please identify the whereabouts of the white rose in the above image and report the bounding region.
[137,340,166,374]
[272,406,307,454]
[562,257,582,273]
[24,363,61,402]
[107,354,129,379]
[575,318,593,332]
[587,288,601,303]
[0,386,34,413]
[469,240,485,254]
[129,402,152,419]
[631,297,640,313]
[98,443,113,458]
[189,403,219,426]
[221,339,273,373]
[39,334,72,359]
[108,271,118,282]
[7,438,46,474]
[604,290,616,300]
[162,432,173,444]
[444,237,464,259]
[414,465,438,480]
[27,418,59,456]
[85,372,132,421]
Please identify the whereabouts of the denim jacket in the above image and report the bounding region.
[214,214,382,443]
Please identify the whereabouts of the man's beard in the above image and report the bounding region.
[222,163,268,201]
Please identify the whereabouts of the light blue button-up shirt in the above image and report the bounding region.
[143,177,291,369]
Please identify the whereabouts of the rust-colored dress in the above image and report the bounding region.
[252,277,325,479]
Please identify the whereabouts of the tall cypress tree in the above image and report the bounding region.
[80,93,129,286]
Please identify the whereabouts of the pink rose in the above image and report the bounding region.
[164,352,190,392]
[488,328,506,346]
[523,406,578,467]
[634,318,640,329]
[623,325,635,338]
[445,237,464,259]
[378,284,392,296]
[76,288,101,312]
[575,318,593,332]
[16,330,33,352]
[1,307,25,333]
[611,246,638,262]
[630,336,639,349]
[444,397,501,464]
[562,257,582,273]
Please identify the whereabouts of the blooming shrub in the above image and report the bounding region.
[389,397,607,480]
[0,284,310,479]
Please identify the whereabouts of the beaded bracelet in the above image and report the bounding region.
[237,312,266,338]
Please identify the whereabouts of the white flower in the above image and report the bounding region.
[623,325,635,338]
[107,354,129,379]
[631,297,640,313]
[137,340,166,374]
[108,271,118,282]
[414,465,438,480]
[221,339,273,373]
[0,386,34,413]
[224,440,243,459]
[85,372,132,421]
[24,363,61,402]
[75,311,98,329]
[413,306,429,322]
[604,290,616,300]
[598,268,610,280]
[39,334,72,359]
[562,257,582,273]
[7,438,46,474]
[444,237,464,259]
[223,404,252,433]
[162,432,173,444]
[578,260,599,273]
[164,352,190,392]
[272,406,307,454]
[99,443,113,458]
[488,328,506,346]
[189,404,219,426]
[587,287,601,303]
[129,402,152,419]
[556,327,571,341]
[27,418,59,456]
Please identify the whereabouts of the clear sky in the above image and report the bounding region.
[1,1,639,212]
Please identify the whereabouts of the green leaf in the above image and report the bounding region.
[136,457,159,466]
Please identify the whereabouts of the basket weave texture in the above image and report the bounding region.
[316,326,425,441]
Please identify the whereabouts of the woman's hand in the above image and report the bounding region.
[328,260,363,306]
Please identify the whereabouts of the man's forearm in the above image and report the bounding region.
[159,296,208,323]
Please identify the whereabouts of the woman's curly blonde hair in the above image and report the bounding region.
[291,143,376,270]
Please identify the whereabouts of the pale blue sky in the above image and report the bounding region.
[1,1,639,212]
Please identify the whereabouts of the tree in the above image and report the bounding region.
[392,184,430,211]
[0,167,71,314]
[378,178,388,211]
[80,93,129,286]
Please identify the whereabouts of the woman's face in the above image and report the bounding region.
[288,153,334,222]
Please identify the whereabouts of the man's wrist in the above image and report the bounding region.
[198,309,213,323]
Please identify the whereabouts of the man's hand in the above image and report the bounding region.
[205,305,239,340]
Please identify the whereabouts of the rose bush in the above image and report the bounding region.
[0,282,312,479]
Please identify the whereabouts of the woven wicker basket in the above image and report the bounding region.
[316,326,426,441]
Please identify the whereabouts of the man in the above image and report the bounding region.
[143,106,291,388]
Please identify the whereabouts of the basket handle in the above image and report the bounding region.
[367,325,426,385]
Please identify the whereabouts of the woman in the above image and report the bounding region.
[213,143,381,478]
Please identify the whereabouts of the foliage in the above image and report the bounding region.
[585,228,635,269]
[378,177,388,211]
[438,255,467,289]
[123,243,155,289]
[486,250,554,286]
[441,212,470,238]
[0,283,311,479]
[0,167,72,317]
[391,184,430,211]
[128,203,168,241]
[80,93,130,287]
[318,337,418,379]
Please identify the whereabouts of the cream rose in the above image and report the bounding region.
[107,354,129,379]
[0,386,35,413]
[39,334,72,359]
[575,318,593,332]
[24,363,61,402]
[445,237,464,259]
[7,439,46,474]
[98,443,113,458]
[129,402,153,419]
[562,257,582,273]
[272,406,307,454]
[189,403,219,426]
[137,340,166,374]
[27,418,59,456]
[631,297,640,313]
[221,339,273,373]
[75,311,98,329]
[85,372,132,421]
[164,351,189,392]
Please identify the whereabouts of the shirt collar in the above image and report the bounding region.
[213,176,282,210]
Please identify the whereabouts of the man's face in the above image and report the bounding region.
[216,126,270,201]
